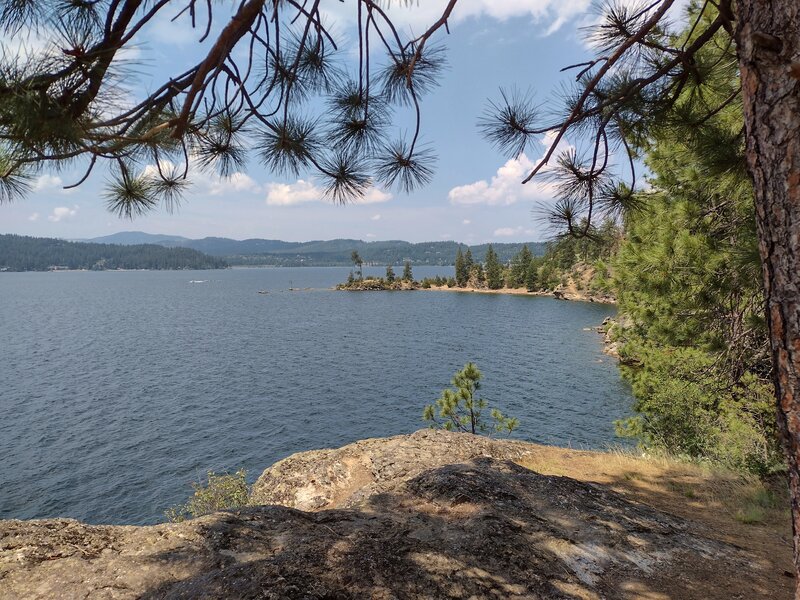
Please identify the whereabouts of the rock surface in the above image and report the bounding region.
[0,430,787,599]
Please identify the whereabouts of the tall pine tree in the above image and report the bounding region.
[484,245,504,290]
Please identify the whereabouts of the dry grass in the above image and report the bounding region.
[516,444,791,557]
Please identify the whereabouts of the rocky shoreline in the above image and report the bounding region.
[0,430,791,599]
[337,279,616,304]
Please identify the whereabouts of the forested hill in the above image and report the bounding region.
[83,232,547,266]
[0,235,228,272]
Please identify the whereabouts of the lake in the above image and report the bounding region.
[0,267,632,525]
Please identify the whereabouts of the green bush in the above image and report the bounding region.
[423,363,519,436]
[615,341,782,476]
[165,469,249,522]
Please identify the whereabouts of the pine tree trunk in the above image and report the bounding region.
[736,1,800,590]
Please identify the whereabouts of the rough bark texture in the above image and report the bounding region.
[736,1,800,593]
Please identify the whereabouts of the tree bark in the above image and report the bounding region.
[736,1,800,592]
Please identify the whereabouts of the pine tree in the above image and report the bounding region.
[464,248,474,273]
[402,261,413,282]
[472,263,486,287]
[524,258,539,292]
[351,251,363,280]
[509,245,532,288]
[454,247,468,287]
[484,245,504,290]
[385,265,396,283]
[423,363,518,436]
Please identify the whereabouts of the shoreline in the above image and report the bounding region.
[337,280,616,305]
[421,284,616,304]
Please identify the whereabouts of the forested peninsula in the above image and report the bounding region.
[0,235,228,271]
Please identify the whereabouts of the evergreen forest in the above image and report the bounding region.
[0,235,229,271]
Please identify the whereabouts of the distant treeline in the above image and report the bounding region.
[220,241,547,266]
[83,232,547,266]
[0,235,228,272]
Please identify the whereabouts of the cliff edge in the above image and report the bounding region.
[0,430,791,599]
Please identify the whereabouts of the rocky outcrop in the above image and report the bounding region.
[0,430,788,599]
[337,278,417,291]
[249,429,533,510]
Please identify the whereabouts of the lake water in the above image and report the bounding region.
[0,267,632,525]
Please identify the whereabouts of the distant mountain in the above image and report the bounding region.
[81,232,548,266]
[80,231,191,246]
[0,235,228,272]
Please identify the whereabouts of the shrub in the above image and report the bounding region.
[615,341,782,476]
[165,469,249,522]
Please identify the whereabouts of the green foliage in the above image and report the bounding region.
[507,245,532,288]
[604,15,779,476]
[402,261,413,281]
[165,469,249,523]
[423,363,519,436]
[524,257,540,292]
[454,247,467,287]
[484,245,504,290]
[385,264,396,283]
[472,263,485,286]
[350,250,363,279]
[463,247,474,274]
[0,234,228,271]
[614,342,781,475]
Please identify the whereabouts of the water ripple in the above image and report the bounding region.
[0,267,632,524]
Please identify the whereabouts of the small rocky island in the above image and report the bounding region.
[0,430,790,599]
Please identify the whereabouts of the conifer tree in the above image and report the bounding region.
[509,245,533,288]
[351,251,363,280]
[454,247,468,287]
[402,261,413,282]
[472,263,486,287]
[464,247,474,273]
[525,258,539,292]
[423,363,518,436]
[385,264,395,283]
[484,245,504,290]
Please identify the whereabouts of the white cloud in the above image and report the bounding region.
[448,153,547,206]
[28,212,39,222]
[371,214,382,221]
[265,179,320,206]
[494,227,517,237]
[33,174,64,193]
[145,159,262,197]
[494,226,536,237]
[208,172,261,196]
[265,179,392,206]
[462,219,471,225]
[323,0,591,35]
[448,132,571,206]
[359,188,392,205]
[48,205,78,222]
[365,233,377,238]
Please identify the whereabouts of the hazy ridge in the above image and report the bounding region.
[81,231,548,266]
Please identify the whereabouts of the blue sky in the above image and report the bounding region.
[2,1,622,243]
